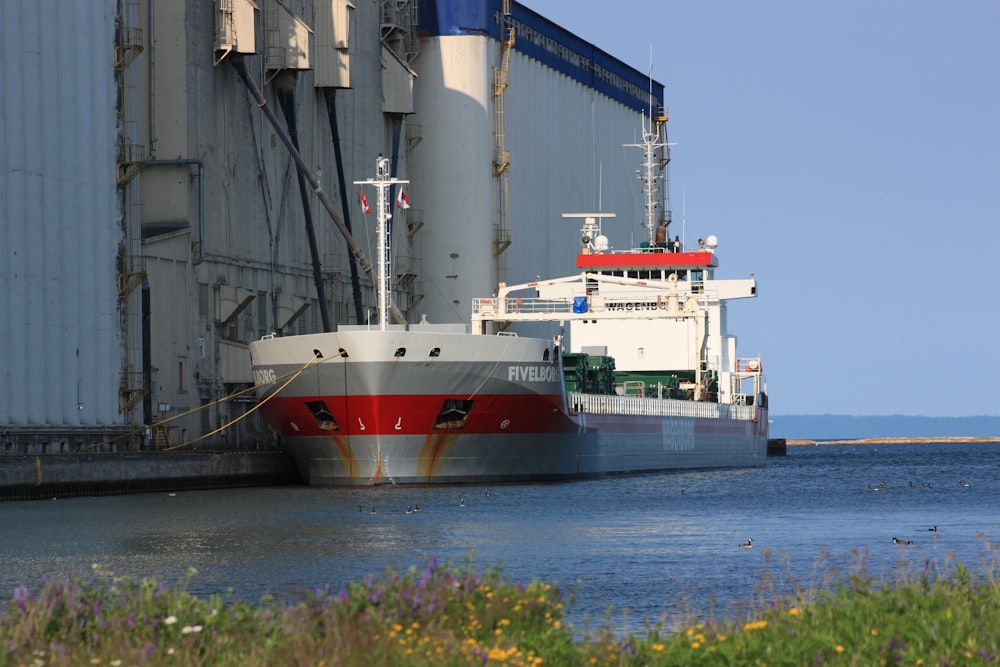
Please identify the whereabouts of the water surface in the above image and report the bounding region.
[1,442,997,628]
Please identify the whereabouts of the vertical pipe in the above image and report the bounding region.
[141,279,152,428]
[273,71,332,332]
[388,112,403,224]
[322,88,364,325]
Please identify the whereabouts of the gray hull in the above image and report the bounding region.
[249,328,768,486]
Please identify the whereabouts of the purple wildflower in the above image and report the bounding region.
[13,585,29,611]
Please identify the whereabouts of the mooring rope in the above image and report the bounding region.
[80,352,327,453]
[162,351,323,451]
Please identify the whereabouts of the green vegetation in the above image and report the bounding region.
[2,545,999,666]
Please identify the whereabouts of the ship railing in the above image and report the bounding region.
[568,392,758,421]
[472,288,720,322]
[472,297,572,318]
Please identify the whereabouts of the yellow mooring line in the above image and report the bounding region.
[80,352,329,453]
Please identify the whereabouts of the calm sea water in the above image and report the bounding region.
[1,442,998,629]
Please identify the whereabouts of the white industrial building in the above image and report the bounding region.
[0,0,665,453]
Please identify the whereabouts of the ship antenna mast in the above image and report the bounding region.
[355,156,407,331]
[626,71,672,247]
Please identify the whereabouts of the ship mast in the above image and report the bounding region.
[355,156,408,330]
[625,105,671,246]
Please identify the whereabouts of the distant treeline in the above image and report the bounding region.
[769,415,1000,441]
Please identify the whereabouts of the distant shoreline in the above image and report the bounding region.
[786,436,1000,446]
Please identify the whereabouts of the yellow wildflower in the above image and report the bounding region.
[789,607,800,616]
[835,645,845,654]
[743,620,769,631]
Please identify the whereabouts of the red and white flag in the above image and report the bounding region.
[359,187,371,214]
[396,188,411,210]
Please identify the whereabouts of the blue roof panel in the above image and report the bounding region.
[418,0,665,114]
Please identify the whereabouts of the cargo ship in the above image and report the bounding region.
[248,112,768,485]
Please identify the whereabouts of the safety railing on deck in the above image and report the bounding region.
[568,392,758,421]
[472,285,721,320]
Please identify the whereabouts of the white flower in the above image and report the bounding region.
[164,615,177,626]
[181,625,203,635]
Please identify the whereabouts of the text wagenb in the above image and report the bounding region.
[606,301,666,312]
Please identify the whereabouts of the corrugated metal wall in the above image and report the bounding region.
[0,1,123,431]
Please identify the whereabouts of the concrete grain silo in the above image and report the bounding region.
[1,0,663,468]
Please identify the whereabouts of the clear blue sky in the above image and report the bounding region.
[525,0,1000,417]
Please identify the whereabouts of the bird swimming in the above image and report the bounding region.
[739,537,753,548]
[892,537,913,545]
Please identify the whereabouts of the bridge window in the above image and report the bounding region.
[691,270,704,293]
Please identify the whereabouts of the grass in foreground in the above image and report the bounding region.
[2,547,999,666]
